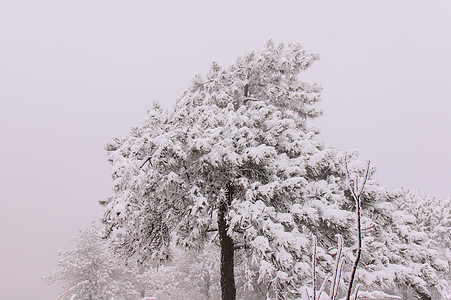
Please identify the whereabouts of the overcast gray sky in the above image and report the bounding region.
[1,1,450,299]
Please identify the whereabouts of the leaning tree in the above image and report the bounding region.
[100,41,446,299]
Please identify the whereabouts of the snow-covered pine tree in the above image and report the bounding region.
[100,41,447,300]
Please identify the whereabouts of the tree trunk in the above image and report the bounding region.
[218,182,236,300]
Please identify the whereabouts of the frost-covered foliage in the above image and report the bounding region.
[396,190,450,252]
[134,245,221,300]
[100,41,447,299]
[45,225,138,300]
[393,190,450,299]
[47,225,226,299]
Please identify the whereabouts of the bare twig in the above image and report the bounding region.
[139,157,151,169]
[361,223,375,231]
[56,280,88,300]
[330,234,345,300]
[312,235,317,300]
[334,258,345,300]
[318,273,331,299]
[344,158,371,300]
[353,284,361,300]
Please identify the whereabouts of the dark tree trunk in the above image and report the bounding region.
[218,182,236,300]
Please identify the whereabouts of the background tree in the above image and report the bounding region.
[47,224,227,299]
[45,224,138,300]
[100,41,449,300]
[132,245,221,300]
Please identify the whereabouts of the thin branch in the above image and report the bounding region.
[333,258,346,300]
[344,158,371,300]
[318,273,331,300]
[312,235,317,300]
[56,280,88,300]
[330,234,344,300]
[243,97,261,104]
[353,284,361,300]
[200,79,214,86]
[306,288,311,300]
[139,157,151,169]
[361,223,375,231]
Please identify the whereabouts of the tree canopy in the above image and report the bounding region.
[100,41,448,299]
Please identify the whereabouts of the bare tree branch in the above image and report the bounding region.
[139,157,151,169]
[312,235,317,300]
[56,280,88,300]
[344,157,371,300]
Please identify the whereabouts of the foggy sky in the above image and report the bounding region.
[0,1,450,299]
